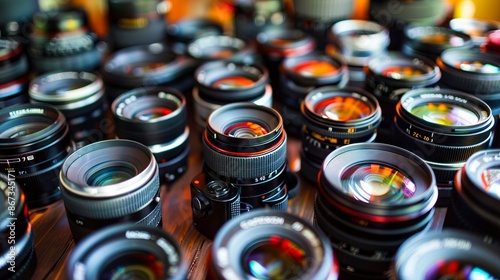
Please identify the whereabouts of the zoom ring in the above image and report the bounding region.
[137,198,163,228]
[61,170,160,219]
[440,70,500,95]
[294,0,353,19]
[202,140,287,179]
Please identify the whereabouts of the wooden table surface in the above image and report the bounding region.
[29,129,446,280]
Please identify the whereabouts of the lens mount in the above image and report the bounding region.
[437,49,500,95]
[318,143,438,221]
[394,88,494,163]
[211,209,336,280]
[112,86,187,145]
[195,60,269,102]
[366,52,441,100]
[393,230,500,280]
[67,223,187,280]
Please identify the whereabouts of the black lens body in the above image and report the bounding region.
[66,223,187,280]
[191,103,289,239]
[102,43,197,102]
[365,52,441,142]
[393,88,494,205]
[437,49,500,95]
[256,27,316,95]
[193,60,272,131]
[444,149,500,243]
[209,209,338,280]
[107,0,168,50]
[0,173,36,280]
[167,19,224,55]
[29,71,109,148]
[233,0,287,41]
[0,0,38,37]
[300,86,382,184]
[28,8,102,73]
[293,0,355,49]
[402,26,473,61]
[112,87,189,184]
[392,230,500,280]
[0,38,29,109]
[315,143,438,279]
[0,104,71,208]
[369,0,448,50]
[279,52,349,136]
[60,139,162,242]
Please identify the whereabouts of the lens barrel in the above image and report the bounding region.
[444,149,500,243]
[392,230,500,280]
[0,173,36,280]
[66,223,187,280]
[316,142,438,279]
[29,71,108,147]
[0,104,71,208]
[393,88,494,204]
[187,35,258,65]
[209,209,338,280]
[234,0,286,41]
[167,19,224,55]
[60,139,161,242]
[112,87,189,184]
[0,37,29,109]
[449,18,500,47]
[300,86,382,183]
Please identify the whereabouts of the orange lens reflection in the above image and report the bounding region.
[314,96,372,121]
[293,60,338,77]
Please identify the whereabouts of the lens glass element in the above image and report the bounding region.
[0,123,48,138]
[313,96,372,121]
[480,169,500,199]
[381,66,425,79]
[292,60,338,77]
[410,103,479,126]
[340,163,416,203]
[124,62,168,77]
[133,108,173,121]
[425,260,495,280]
[454,61,500,74]
[212,76,255,89]
[224,121,268,138]
[243,236,307,279]
[86,165,136,186]
[101,251,165,280]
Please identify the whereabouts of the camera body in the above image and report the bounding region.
[191,167,289,239]
[191,172,241,239]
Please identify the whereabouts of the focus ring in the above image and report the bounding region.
[202,138,287,179]
[438,63,500,95]
[61,169,160,219]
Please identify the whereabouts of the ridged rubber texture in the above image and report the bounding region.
[202,137,287,179]
[61,169,160,219]
[439,67,500,95]
[18,162,63,208]
[294,0,354,19]
[30,46,101,73]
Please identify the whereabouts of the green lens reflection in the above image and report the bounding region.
[410,103,478,126]
[341,163,416,204]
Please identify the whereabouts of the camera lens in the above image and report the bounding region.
[210,209,338,280]
[443,149,500,242]
[369,0,448,50]
[60,139,161,242]
[257,27,316,94]
[0,172,36,280]
[393,88,494,205]
[300,86,382,183]
[66,223,187,280]
[392,230,500,280]
[193,60,272,131]
[0,37,29,109]
[112,87,189,184]
[167,19,223,55]
[365,52,441,140]
[107,0,169,50]
[0,104,71,208]
[187,35,258,64]
[402,26,473,60]
[437,49,500,95]
[233,0,286,41]
[293,0,354,48]
[449,18,500,47]
[315,142,438,279]
[102,43,197,102]
[28,8,103,73]
[29,71,108,148]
